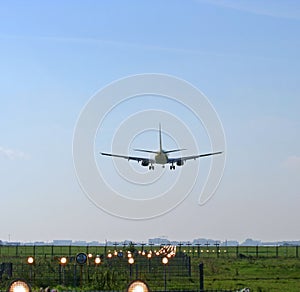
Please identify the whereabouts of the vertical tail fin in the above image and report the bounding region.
[159,123,162,152]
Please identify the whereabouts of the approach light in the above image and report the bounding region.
[128,257,134,265]
[27,257,34,265]
[88,253,93,258]
[162,257,168,265]
[60,257,68,265]
[107,253,112,259]
[127,280,150,292]
[7,279,32,292]
[94,257,101,265]
[147,253,152,259]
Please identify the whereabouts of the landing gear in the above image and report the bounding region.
[170,165,175,170]
[149,165,154,170]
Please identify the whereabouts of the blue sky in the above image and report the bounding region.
[1,0,300,243]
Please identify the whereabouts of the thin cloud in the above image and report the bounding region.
[0,146,29,160]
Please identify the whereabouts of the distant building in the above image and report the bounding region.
[241,238,262,246]
[222,240,239,246]
[88,241,101,246]
[34,241,46,246]
[192,238,216,245]
[52,240,72,246]
[72,241,88,246]
[5,242,21,246]
[148,238,170,245]
[277,241,300,246]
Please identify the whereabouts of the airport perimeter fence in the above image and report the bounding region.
[0,244,299,291]
[0,246,198,291]
[0,244,299,259]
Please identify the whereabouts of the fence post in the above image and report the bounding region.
[188,256,191,277]
[199,262,204,292]
[73,264,77,287]
[196,244,200,258]
[135,263,139,279]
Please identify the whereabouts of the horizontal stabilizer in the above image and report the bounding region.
[164,149,186,154]
[133,148,158,154]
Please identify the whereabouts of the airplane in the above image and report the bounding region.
[100,125,223,170]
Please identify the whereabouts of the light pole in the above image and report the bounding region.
[147,253,152,273]
[196,243,201,258]
[27,256,34,283]
[214,242,220,258]
[162,256,168,292]
[128,257,134,279]
[59,257,68,285]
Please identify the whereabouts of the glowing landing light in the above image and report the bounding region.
[27,257,34,265]
[127,280,149,292]
[128,257,134,265]
[7,279,31,292]
[95,256,101,265]
[60,257,67,265]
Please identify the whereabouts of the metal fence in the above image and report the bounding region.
[0,246,196,291]
[0,244,299,291]
[0,244,299,259]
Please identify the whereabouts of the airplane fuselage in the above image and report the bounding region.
[154,151,168,164]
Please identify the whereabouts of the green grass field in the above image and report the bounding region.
[0,245,299,291]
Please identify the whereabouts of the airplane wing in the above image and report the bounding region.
[168,151,223,164]
[100,152,154,164]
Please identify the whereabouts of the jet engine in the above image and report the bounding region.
[141,160,149,166]
[176,160,184,166]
